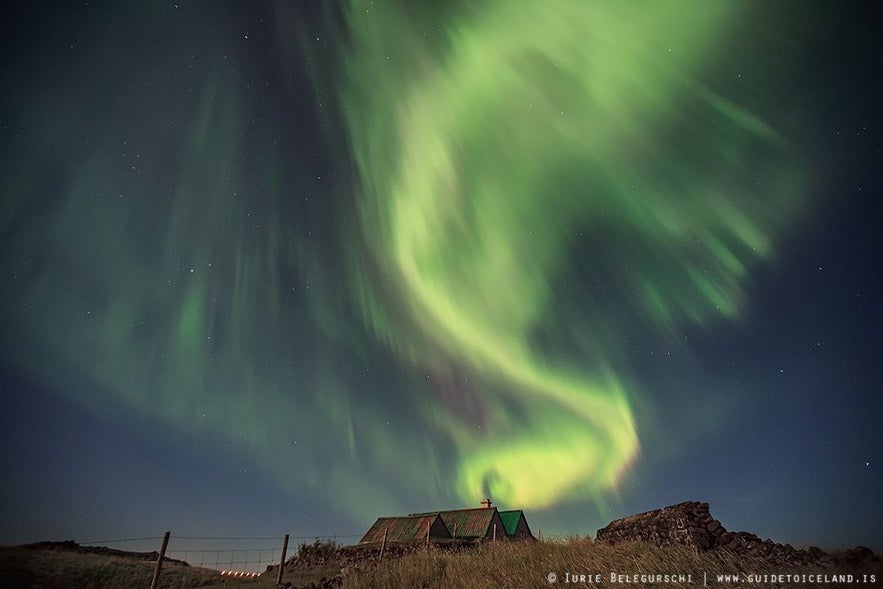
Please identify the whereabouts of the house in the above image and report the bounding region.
[359,513,451,544]
[411,499,535,541]
[360,499,536,545]
[409,506,508,541]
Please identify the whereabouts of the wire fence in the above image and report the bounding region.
[79,532,362,576]
[76,529,570,578]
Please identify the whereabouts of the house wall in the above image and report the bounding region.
[484,511,507,541]
[511,516,534,540]
[429,516,451,539]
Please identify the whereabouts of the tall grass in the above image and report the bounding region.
[343,538,879,588]
[0,546,228,589]
[4,538,879,588]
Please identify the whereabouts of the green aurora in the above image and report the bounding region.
[342,1,801,509]
[0,0,807,524]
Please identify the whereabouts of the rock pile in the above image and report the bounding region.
[596,501,878,568]
[278,539,450,572]
[596,501,720,551]
[271,538,480,588]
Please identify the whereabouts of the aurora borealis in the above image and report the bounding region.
[2,1,881,550]
[342,0,807,510]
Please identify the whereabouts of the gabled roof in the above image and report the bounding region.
[409,508,504,539]
[498,509,534,539]
[359,514,451,544]
[498,510,525,536]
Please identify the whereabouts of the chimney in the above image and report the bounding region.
[480,498,493,509]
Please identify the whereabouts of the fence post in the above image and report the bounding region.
[539,529,542,542]
[379,526,388,562]
[426,523,430,549]
[149,531,170,589]
[493,523,496,543]
[276,534,290,586]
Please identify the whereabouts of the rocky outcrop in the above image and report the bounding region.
[596,501,878,568]
[267,538,481,588]
[596,501,719,551]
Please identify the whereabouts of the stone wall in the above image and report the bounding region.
[596,501,720,551]
[595,501,878,568]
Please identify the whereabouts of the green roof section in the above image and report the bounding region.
[498,510,523,536]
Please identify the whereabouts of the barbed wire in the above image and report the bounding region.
[198,558,279,566]
[172,535,282,541]
[79,533,361,545]
[76,530,365,574]
[63,531,374,576]
[68,529,568,576]
[80,536,165,545]
[166,548,285,573]
[167,547,281,553]
[288,534,362,540]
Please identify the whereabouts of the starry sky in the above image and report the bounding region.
[1,1,881,551]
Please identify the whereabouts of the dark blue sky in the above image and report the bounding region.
[1,1,881,553]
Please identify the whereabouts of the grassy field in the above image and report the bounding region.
[0,546,216,589]
[0,546,292,589]
[343,539,881,588]
[2,538,880,588]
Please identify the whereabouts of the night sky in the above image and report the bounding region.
[1,1,881,552]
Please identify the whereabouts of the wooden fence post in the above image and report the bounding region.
[493,523,496,543]
[276,534,290,586]
[379,526,388,563]
[426,523,430,549]
[149,531,170,589]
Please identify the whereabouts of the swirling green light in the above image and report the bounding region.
[344,0,799,508]
[0,0,807,526]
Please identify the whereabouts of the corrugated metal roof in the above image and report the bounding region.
[359,515,450,544]
[409,508,503,539]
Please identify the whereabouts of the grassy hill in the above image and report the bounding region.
[0,537,378,589]
[344,539,881,588]
[3,536,881,589]
[0,545,225,589]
